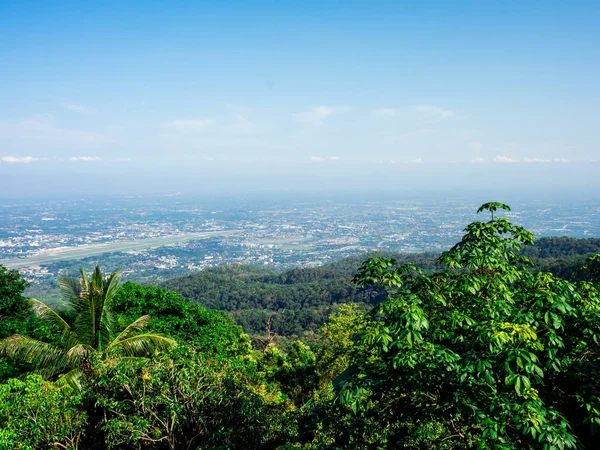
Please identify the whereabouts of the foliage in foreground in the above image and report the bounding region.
[0,375,86,450]
[302,203,600,449]
[0,265,176,391]
[89,346,297,449]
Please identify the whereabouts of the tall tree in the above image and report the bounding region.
[0,265,176,390]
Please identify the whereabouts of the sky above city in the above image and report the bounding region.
[0,1,599,197]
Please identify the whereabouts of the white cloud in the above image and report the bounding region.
[523,157,569,163]
[70,156,101,161]
[1,155,106,164]
[471,157,486,163]
[310,156,339,162]
[523,157,550,163]
[415,105,455,118]
[62,103,96,114]
[294,106,348,127]
[1,156,40,164]
[387,158,423,164]
[493,155,516,163]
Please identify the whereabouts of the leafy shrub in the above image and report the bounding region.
[89,346,297,449]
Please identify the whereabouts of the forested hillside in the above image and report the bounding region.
[161,238,600,339]
[523,236,600,280]
[160,252,440,339]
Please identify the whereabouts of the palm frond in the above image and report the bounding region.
[66,343,94,367]
[64,268,97,347]
[29,298,79,348]
[107,333,177,357]
[98,309,114,351]
[104,356,149,368]
[72,309,95,347]
[0,335,69,377]
[102,269,122,305]
[98,268,121,348]
[111,315,152,345]
[57,276,83,309]
[79,267,90,298]
[62,368,84,392]
[58,274,95,346]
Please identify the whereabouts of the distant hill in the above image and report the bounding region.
[161,239,600,339]
[524,237,600,280]
[522,236,600,259]
[160,252,440,339]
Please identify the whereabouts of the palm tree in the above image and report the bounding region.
[0,265,176,390]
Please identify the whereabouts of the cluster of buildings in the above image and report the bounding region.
[2,197,598,287]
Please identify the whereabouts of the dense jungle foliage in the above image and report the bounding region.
[1,203,599,449]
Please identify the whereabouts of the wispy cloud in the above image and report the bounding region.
[493,155,516,163]
[0,156,42,164]
[310,156,340,162]
[415,105,455,118]
[62,103,96,114]
[389,158,423,164]
[523,157,569,163]
[294,106,349,127]
[1,155,103,164]
[70,156,101,161]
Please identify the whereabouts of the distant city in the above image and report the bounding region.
[1,192,599,288]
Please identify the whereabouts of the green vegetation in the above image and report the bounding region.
[159,237,600,342]
[0,266,176,391]
[160,253,440,341]
[1,203,599,449]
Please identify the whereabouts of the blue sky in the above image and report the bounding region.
[0,1,599,196]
